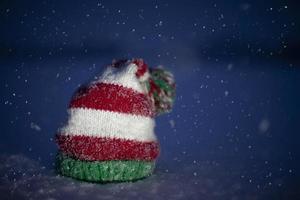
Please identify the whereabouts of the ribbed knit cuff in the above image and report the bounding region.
[56,152,155,182]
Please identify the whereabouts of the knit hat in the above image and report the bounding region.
[55,58,175,182]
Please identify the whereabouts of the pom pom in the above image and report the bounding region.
[112,58,176,116]
[148,67,176,115]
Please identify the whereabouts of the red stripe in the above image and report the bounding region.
[56,135,159,161]
[69,82,154,117]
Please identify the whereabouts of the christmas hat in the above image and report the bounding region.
[55,59,175,182]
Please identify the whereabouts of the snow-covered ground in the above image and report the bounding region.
[0,153,297,200]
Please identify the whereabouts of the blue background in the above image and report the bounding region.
[0,0,299,199]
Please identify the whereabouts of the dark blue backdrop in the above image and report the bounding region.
[0,0,299,199]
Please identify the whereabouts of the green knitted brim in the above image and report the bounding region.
[56,153,155,182]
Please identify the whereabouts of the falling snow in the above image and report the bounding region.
[30,122,41,132]
[0,0,299,199]
[258,118,270,133]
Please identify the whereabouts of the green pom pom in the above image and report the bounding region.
[148,67,176,115]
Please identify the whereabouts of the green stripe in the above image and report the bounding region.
[56,153,155,182]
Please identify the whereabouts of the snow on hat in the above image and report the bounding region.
[55,58,175,182]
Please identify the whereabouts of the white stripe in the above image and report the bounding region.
[59,108,157,142]
[93,63,146,94]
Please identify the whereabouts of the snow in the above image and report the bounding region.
[30,122,41,131]
[0,153,293,200]
[258,118,270,133]
[1,0,299,199]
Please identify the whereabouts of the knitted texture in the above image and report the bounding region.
[56,135,159,161]
[56,59,175,182]
[57,153,155,182]
[147,68,176,115]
